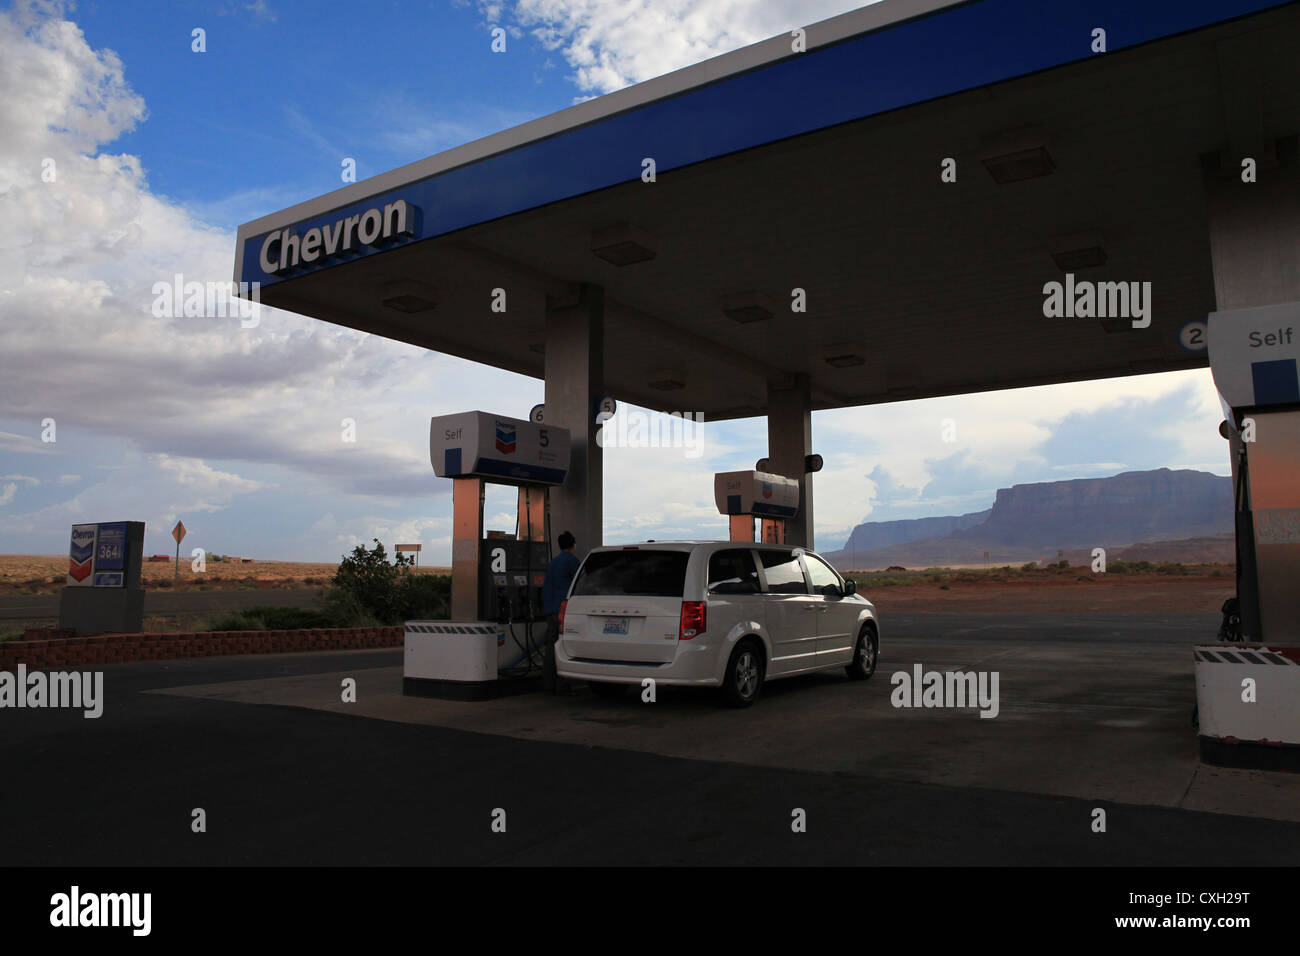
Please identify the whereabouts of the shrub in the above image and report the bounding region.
[318,539,450,626]
[205,611,259,631]
[324,539,412,624]
[318,588,386,628]
[254,606,336,629]
[401,573,451,621]
[205,606,337,631]
[1020,561,1038,572]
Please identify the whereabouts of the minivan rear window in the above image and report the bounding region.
[571,549,690,597]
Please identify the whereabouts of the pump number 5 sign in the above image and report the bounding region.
[594,395,617,423]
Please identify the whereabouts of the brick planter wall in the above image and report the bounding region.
[0,626,404,670]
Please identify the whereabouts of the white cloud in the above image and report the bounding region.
[0,2,543,552]
[486,0,876,94]
[0,431,57,455]
[0,451,265,538]
[151,454,267,511]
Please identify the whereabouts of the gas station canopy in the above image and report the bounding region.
[235,0,1300,421]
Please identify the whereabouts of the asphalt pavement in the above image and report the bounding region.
[4,610,1298,865]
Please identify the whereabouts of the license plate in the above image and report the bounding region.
[602,617,630,635]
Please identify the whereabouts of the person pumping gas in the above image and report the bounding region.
[541,531,580,693]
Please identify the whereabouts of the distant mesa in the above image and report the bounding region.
[824,468,1233,569]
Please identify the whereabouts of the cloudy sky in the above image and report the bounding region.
[0,0,1230,563]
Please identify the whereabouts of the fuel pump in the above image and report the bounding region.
[1198,302,1300,768]
[404,411,571,699]
[715,470,800,543]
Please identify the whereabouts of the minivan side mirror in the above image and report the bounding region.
[843,578,857,596]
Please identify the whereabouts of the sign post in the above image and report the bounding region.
[172,521,187,586]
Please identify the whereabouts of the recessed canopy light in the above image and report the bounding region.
[823,343,866,368]
[982,146,1055,184]
[1052,246,1107,271]
[723,291,775,324]
[980,126,1055,184]
[379,279,437,313]
[825,353,865,368]
[591,224,658,266]
[726,304,772,323]
[382,294,436,313]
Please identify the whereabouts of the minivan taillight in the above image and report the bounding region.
[558,600,567,632]
[679,601,706,640]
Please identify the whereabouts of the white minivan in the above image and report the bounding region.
[555,541,879,707]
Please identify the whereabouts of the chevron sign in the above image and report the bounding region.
[68,524,97,586]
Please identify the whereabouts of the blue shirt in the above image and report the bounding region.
[542,550,580,615]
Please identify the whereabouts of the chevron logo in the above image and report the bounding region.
[69,557,93,582]
[495,422,516,454]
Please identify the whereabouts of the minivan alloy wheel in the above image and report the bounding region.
[859,631,874,669]
[722,641,763,707]
[735,650,759,698]
[847,626,877,680]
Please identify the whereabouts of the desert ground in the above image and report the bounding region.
[0,554,450,596]
[1,554,1234,616]
[842,566,1235,613]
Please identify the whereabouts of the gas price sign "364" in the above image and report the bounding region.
[66,521,129,588]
